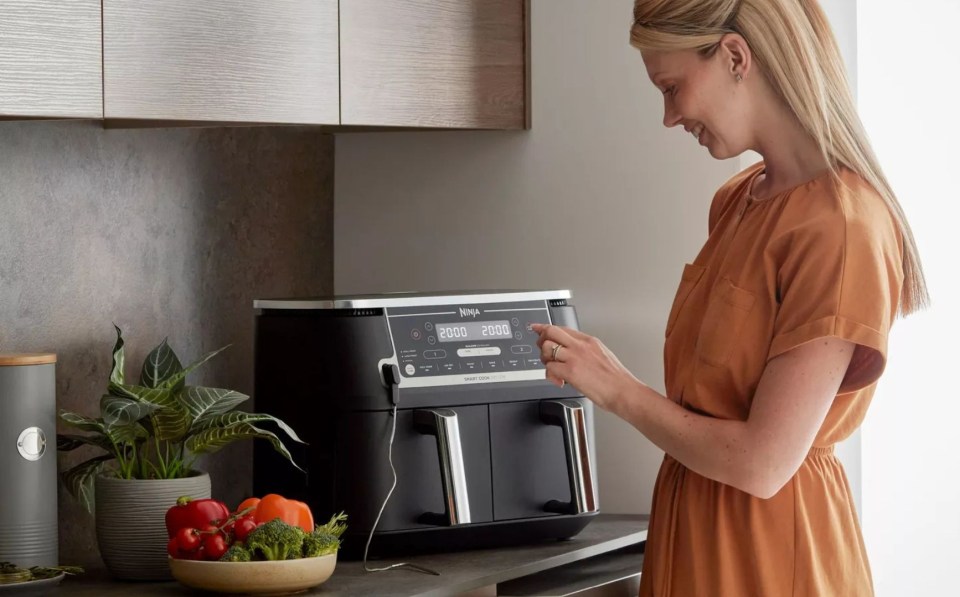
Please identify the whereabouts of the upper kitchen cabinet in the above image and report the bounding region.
[102,0,339,124]
[340,0,528,129]
[0,0,102,119]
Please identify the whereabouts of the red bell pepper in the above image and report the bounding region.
[165,496,230,538]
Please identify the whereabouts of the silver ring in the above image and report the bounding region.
[551,343,564,362]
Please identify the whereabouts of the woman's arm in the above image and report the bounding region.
[531,324,854,499]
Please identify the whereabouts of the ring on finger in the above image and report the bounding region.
[551,343,564,362]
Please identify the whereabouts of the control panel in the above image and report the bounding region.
[385,299,552,387]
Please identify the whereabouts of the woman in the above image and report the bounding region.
[531,1,928,595]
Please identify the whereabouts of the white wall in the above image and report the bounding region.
[858,1,960,595]
[817,0,863,516]
[335,0,735,514]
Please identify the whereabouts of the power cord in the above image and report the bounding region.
[362,369,440,576]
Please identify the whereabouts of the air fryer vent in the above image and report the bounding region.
[344,309,382,317]
[265,308,383,318]
[548,299,568,307]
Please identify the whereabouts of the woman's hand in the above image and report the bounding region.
[530,323,641,414]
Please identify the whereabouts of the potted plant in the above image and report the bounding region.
[57,326,303,580]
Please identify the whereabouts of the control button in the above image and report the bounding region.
[424,350,447,360]
[457,347,501,358]
[505,358,524,369]
[411,329,423,341]
[424,322,434,331]
[418,363,437,374]
[511,345,533,354]
[462,360,481,371]
[511,317,520,327]
[514,331,523,341]
[440,362,458,373]
[486,360,501,370]
[525,357,543,369]
[526,323,535,332]
[427,336,437,345]
[404,363,416,376]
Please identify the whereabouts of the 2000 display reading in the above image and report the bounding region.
[435,320,513,342]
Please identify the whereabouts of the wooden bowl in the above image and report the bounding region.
[169,554,337,595]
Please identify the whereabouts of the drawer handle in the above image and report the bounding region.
[414,408,472,526]
[540,399,598,515]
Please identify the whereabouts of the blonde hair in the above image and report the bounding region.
[631,0,929,316]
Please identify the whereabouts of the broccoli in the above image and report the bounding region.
[302,531,339,558]
[220,544,252,562]
[245,518,306,561]
[303,512,348,558]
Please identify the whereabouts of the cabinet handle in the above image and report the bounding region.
[540,399,598,515]
[414,409,472,526]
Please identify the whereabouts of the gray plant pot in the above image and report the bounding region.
[94,472,211,581]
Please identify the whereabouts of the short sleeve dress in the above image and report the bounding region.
[638,162,904,597]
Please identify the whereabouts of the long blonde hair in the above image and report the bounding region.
[631,0,929,316]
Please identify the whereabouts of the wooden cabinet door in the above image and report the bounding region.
[102,0,339,124]
[0,0,102,118]
[340,0,527,129]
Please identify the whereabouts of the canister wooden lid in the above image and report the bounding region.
[0,353,57,366]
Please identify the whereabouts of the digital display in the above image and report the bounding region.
[435,320,512,342]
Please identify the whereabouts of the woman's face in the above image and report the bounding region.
[641,46,751,160]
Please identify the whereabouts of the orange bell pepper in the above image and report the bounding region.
[235,494,314,533]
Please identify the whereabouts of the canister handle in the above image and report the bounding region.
[540,399,598,515]
[413,408,472,526]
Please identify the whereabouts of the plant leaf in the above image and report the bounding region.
[107,382,166,403]
[139,338,183,389]
[190,411,304,445]
[60,411,106,434]
[106,422,149,445]
[100,395,159,428]
[159,345,231,391]
[181,386,249,427]
[61,454,113,513]
[104,385,189,441]
[109,324,125,386]
[57,433,114,453]
[185,423,303,472]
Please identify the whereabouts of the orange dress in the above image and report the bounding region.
[638,162,904,597]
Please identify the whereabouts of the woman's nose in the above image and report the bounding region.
[663,99,682,128]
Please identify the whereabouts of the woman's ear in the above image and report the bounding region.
[719,33,752,80]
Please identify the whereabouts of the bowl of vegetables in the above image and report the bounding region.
[165,494,346,595]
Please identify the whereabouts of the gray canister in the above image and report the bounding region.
[0,354,58,567]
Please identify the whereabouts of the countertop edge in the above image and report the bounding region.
[416,527,648,597]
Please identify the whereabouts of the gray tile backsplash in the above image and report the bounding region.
[0,121,334,568]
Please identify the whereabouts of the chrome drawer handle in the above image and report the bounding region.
[414,408,472,526]
[540,399,598,515]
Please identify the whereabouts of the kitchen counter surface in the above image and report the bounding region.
[57,514,648,597]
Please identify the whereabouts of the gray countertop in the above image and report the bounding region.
[56,514,648,597]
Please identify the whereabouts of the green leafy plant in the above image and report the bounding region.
[57,326,304,512]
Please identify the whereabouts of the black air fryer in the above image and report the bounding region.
[252,290,598,557]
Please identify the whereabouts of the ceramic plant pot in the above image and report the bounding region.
[95,471,211,580]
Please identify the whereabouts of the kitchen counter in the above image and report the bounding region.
[57,514,648,597]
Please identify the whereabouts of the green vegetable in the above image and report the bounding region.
[219,544,252,562]
[302,531,339,558]
[29,565,84,580]
[303,512,348,558]
[245,518,306,561]
[0,562,31,585]
[0,562,83,584]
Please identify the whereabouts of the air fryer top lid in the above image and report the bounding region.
[254,289,571,310]
[0,353,57,367]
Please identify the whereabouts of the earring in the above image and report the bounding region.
[735,73,743,82]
